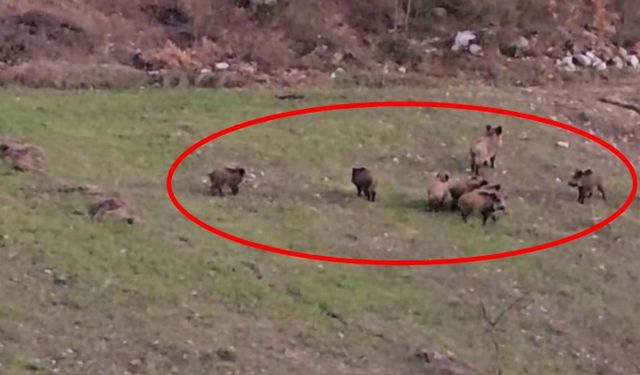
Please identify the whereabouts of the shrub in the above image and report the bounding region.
[0,61,149,89]
[378,35,422,68]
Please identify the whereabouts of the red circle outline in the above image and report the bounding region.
[166,101,638,266]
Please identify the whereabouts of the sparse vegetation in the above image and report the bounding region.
[1,1,640,374]
[0,85,638,374]
[0,0,637,88]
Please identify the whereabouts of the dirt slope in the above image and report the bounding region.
[0,0,639,87]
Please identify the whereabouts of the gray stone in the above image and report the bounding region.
[214,62,230,70]
[573,54,592,67]
[469,43,483,56]
[618,47,629,58]
[611,56,624,69]
[452,31,476,51]
[514,36,529,50]
[432,7,447,18]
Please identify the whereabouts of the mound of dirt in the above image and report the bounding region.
[0,1,637,89]
[0,9,95,64]
[88,195,138,225]
[0,141,44,172]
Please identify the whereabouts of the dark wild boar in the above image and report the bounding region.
[567,169,605,204]
[209,167,246,196]
[351,167,377,202]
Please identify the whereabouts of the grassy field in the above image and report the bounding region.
[0,85,638,374]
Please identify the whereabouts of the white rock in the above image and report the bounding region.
[398,66,407,74]
[514,36,529,50]
[591,56,604,67]
[618,47,629,58]
[556,141,570,148]
[452,31,476,51]
[611,56,624,69]
[557,55,576,71]
[595,62,607,71]
[573,54,592,67]
[214,62,230,70]
[627,55,639,69]
[469,44,483,56]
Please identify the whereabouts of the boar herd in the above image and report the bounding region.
[206,124,606,226]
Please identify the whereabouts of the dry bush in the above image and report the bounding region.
[343,0,396,35]
[378,34,422,68]
[434,0,551,32]
[0,61,149,89]
[278,1,342,56]
[228,31,295,72]
[141,40,201,70]
[613,0,640,47]
[0,6,105,64]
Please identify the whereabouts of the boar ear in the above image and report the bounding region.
[582,169,593,176]
[444,173,450,181]
[485,125,492,132]
[495,126,503,135]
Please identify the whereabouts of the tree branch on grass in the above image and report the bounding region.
[480,293,531,375]
[597,97,640,116]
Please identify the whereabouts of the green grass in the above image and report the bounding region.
[0,86,638,374]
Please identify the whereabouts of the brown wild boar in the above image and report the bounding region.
[457,185,507,225]
[470,125,503,175]
[426,171,451,211]
[351,167,377,202]
[209,167,246,196]
[448,175,489,210]
[567,169,606,204]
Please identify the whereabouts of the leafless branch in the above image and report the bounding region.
[598,97,640,116]
[480,293,531,375]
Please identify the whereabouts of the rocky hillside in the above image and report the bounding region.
[0,0,639,88]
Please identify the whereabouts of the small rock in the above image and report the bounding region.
[398,66,407,74]
[214,62,230,70]
[619,47,629,58]
[216,347,237,362]
[514,36,529,50]
[452,30,476,51]
[627,55,639,69]
[573,54,592,67]
[432,7,447,18]
[556,141,570,148]
[556,54,576,71]
[330,67,346,79]
[53,274,68,286]
[611,56,624,69]
[469,44,483,56]
[594,62,607,71]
